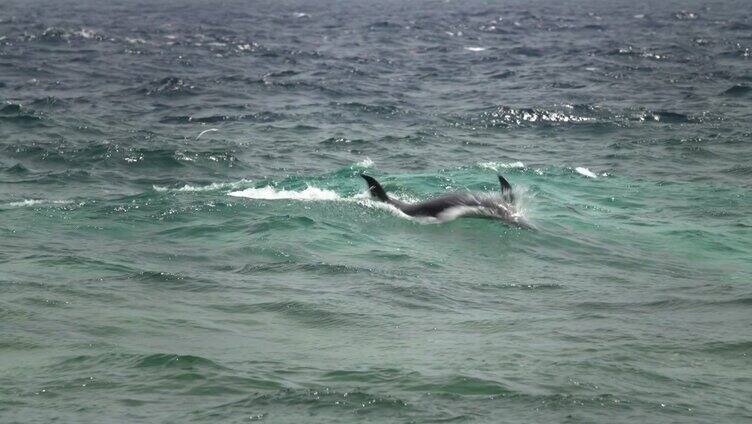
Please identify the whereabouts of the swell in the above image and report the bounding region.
[18,352,286,398]
[237,261,372,276]
[49,352,226,372]
[0,103,43,124]
[207,300,369,328]
[158,111,284,124]
[0,142,244,170]
[575,296,752,312]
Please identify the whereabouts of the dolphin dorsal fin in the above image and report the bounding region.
[361,174,389,202]
[498,175,515,203]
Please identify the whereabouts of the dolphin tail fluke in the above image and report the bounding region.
[498,175,515,203]
[361,174,389,202]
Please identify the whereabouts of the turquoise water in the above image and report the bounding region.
[2,0,752,422]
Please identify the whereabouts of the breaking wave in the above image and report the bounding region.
[229,186,341,201]
[5,199,73,207]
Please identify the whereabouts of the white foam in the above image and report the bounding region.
[76,28,95,39]
[8,199,72,207]
[125,37,146,45]
[228,186,340,201]
[227,185,424,220]
[478,161,525,171]
[196,128,219,139]
[356,197,412,218]
[356,157,374,168]
[153,179,252,193]
[575,167,598,178]
[465,47,487,52]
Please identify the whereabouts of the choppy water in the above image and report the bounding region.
[2,0,751,422]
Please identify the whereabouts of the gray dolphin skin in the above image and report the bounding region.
[361,174,531,227]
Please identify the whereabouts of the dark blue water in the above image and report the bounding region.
[1,0,751,422]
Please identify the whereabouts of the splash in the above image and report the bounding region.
[356,157,374,168]
[226,183,531,226]
[478,161,525,171]
[575,167,598,178]
[229,186,341,201]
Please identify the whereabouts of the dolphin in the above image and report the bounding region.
[360,174,531,227]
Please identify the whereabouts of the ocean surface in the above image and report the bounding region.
[1,0,751,422]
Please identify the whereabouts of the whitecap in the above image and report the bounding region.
[228,186,340,201]
[356,157,374,168]
[153,179,252,193]
[465,47,487,52]
[76,28,96,39]
[575,167,598,178]
[478,161,525,171]
[196,128,219,140]
[125,37,146,45]
[7,199,72,207]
